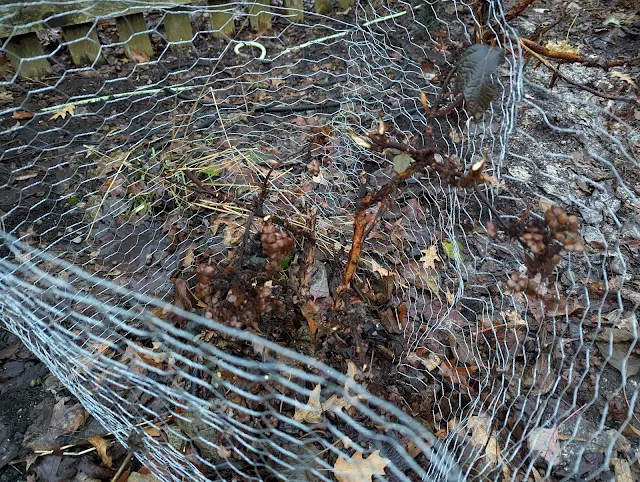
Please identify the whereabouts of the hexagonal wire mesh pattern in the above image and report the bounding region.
[0,0,638,481]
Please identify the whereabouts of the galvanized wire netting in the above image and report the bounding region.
[1,0,639,481]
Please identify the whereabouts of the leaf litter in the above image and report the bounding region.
[5,5,640,480]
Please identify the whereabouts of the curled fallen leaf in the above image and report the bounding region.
[87,435,112,468]
[12,110,34,119]
[348,130,372,149]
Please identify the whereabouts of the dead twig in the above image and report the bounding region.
[236,166,275,266]
[520,38,640,69]
[528,12,566,42]
[430,66,458,114]
[336,142,444,306]
[504,0,540,22]
[521,41,637,103]
[183,170,240,205]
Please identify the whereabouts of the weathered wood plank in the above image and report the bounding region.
[62,23,103,65]
[207,0,234,38]
[284,0,304,22]
[0,1,196,38]
[4,32,51,79]
[163,8,193,48]
[249,0,272,31]
[115,13,154,60]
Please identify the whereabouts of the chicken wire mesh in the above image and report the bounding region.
[0,0,639,481]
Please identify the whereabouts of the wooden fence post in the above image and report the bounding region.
[284,0,304,22]
[4,33,51,79]
[315,0,333,15]
[62,23,103,65]
[208,0,235,38]
[249,0,272,31]
[164,8,194,48]
[115,13,154,60]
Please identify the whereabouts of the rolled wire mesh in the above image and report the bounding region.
[0,0,638,481]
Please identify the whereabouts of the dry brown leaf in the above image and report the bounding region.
[445,287,455,305]
[348,131,372,149]
[87,435,112,468]
[136,342,167,366]
[143,426,161,437]
[13,171,39,182]
[51,400,87,434]
[420,91,430,114]
[611,71,636,87]
[300,299,321,336]
[293,364,363,423]
[528,428,559,464]
[406,440,422,458]
[504,310,526,327]
[448,129,463,143]
[50,104,75,120]
[421,59,434,74]
[127,472,160,482]
[625,424,640,438]
[612,458,633,482]
[544,39,579,55]
[180,244,196,268]
[216,446,232,458]
[223,224,244,245]
[365,258,396,279]
[419,245,441,271]
[334,450,390,482]
[532,467,544,482]
[538,198,553,213]
[0,91,13,101]
[406,351,441,371]
[439,358,477,388]
[121,344,148,375]
[28,399,88,450]
[467,416,501,466]
[293,384,323,423]
[323,394,350,413]
[130,50,150,63]
[341,360,368,405]
[401,260,440,294]
[12,110,34,119]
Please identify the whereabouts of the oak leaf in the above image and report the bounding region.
[50,104,75,120]
[293,384,323,423]
[334,450,389,482]
[293,362,363,423]
[419,245,440,271]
